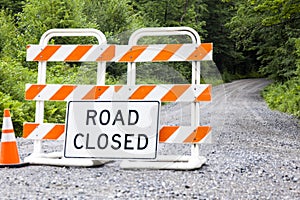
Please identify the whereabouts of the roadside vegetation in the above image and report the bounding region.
[226,0,299,118]
[0,0,299,136]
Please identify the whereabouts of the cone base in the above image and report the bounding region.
[0,141,21,164]
[0,162,29,168]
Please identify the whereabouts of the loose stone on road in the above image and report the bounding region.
[1,78,299,199]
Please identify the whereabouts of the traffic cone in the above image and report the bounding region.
[0,109,27,167]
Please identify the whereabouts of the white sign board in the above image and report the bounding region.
[64,101,160,159]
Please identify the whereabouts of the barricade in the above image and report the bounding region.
[23,27,213,169]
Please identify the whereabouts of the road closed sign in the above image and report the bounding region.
[64,101,160,159]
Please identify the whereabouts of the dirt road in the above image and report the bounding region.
[1,78,299,199]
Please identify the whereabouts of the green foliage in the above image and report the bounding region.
[47,64,79,84]
[136,62,190,84]
[0,92,35,137]
[252,0,299,27]
[18,0,95,37]
[134,0,207,36]
[227,0,300,82]
[262,78,300,118]
[36,62,118,124]
[0,10,37,136]
[0,10,18,57]
[0,60,36,101]
[12,0,98,65]
[0,0,23,15]
[226,0,300,116]
[84,0,143,35]
[262,33,300,118]
[203,0,245,75]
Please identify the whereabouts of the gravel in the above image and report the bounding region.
[1,78,299,199]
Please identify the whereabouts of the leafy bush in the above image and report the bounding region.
[262,77,300,118]
[0,60,37,101]
[43,63,117,124]
[0,60,37,137]
[0,10,17,57]
[0,91,35,137]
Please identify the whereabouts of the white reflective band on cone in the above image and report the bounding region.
[2,118,13,130]
[1,133,17,142]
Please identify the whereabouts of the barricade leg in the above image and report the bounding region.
[120,154,206,170]
[24,151,107,167]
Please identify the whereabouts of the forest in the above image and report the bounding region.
[0,0,299,136]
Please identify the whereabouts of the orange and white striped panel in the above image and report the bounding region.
[26,43,213,62]
[25,84,211,102]
[159,126,211,143]
[23,123,65,140]
[23,123,211,143]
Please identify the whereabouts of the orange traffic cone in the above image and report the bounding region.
[0,109,27,167]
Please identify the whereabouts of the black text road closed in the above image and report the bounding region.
[64,101,160,159]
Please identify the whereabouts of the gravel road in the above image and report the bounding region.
[1,78,299,199]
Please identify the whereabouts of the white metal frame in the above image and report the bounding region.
[24,29,108,167]
[120,27,206,170]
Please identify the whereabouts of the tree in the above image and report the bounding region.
[131,0,208,82]
[0,10,18,57]
[226,0,300,81]
[9,0,97,64]
[0,0,23,15]
[134,0,207,36]
[226,0,300,117]
[84,0,144,37]
[202,0,246,76]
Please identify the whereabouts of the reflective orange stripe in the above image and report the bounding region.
[196,85,212,101]
[187,43,212,60]
[152,44,183,61]
[82,86,109,100]
[4,109,10,117]
[159,126,179,142]
[119,45,148,62]
[25,84,46,100]
[161,85,189,102]
[2,129,14,134]
[49,85,77,100]
[64,45,93,61]
[183,126,211,143]
[33,45,61,61]
[23,123,39,138]
[43,124,65,140]
[96,45,115,61]
[129,85,156,100]
[114,85,123,92]
[201,43,213,53]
